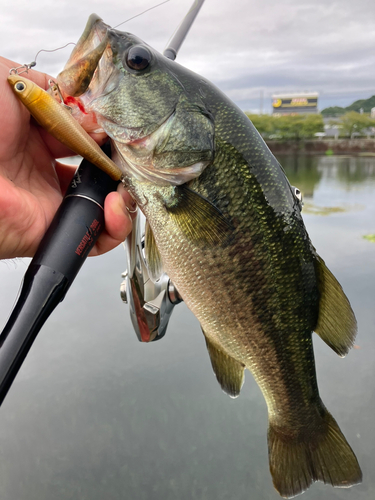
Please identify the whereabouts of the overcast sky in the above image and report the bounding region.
[2,0,375,113]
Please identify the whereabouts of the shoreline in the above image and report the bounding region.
[265,138,375,155]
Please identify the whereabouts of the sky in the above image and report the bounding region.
[1,0,375,113]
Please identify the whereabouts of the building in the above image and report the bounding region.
[272,92,319,115]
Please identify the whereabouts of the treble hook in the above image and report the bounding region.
[47,79,72,112]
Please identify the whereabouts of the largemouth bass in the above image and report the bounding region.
[56,14,362,497]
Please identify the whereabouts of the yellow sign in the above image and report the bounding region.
[290,98,309,106]
[272,96,318,109]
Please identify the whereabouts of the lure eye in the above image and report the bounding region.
[15,81,26,92]
[126,46,151,71]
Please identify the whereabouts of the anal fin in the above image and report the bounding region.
[315,256,357,357]
[203,331,245,398]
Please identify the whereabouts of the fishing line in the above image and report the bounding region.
[9,42,76,76]
[33,1,170,62]
[113,0,170,29]
[10,1,170,75]
[33,42,76,65]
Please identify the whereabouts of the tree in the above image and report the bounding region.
[339,111,375,138]
[299,114,325,138]
[245,113,324,140]
[245,113,275,138]
[272,114,324,140]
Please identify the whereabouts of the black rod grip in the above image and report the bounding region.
[0,265,68,403]
[0,146,119,405]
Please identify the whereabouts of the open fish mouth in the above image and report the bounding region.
[56,14,214,185]
[57,14,111,99]
[55,14,125,134]
[55,14,175,143]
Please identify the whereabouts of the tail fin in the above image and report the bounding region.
[268,410,362,498]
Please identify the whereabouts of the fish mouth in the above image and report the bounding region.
[56,14,167,142]
[57,14,111,98]
[56,14,207,185]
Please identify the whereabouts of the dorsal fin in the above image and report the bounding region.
[203,331,245,398]
[144,220,163,282]
[166,185,233,246]
[315,256,357,357]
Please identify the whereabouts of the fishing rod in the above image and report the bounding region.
[0,0,206,405]
[0,145,118,405]
[163,0,205,60]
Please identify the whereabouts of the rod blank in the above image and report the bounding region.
[163,0,206,60]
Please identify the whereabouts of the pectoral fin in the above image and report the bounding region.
[166,185,233,246]
[145,220,163,282]
[315,256,357,357]
[203,331,245,398]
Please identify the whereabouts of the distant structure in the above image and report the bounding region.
[371,107,375,119]
[272,92,319,115]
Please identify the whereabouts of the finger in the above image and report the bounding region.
[55,160,78,196]
[0,57,53,91]
[117,183,138,220]
[38,127,78,159]
[39,126,109,160]
[104,185,137,240]
[90,188,134,256]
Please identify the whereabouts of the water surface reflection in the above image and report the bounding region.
[279,154,375,218]
[0,155,374,499]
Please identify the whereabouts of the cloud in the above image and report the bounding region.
[2,0,375,111]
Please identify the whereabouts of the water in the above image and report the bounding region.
[0,154,374,500]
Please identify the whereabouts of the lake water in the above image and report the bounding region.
[0,154,374,500]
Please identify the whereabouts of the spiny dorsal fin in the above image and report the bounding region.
[166,185,233,246]
[203,331,245,398]
[315,256,357,357]
[145,220,163,282]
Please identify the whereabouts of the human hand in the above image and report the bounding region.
[0,57,133,260]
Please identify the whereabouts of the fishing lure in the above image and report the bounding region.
[7,74,123,182]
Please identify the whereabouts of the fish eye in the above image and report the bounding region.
[15,81,26,92]
[125,45,151,71]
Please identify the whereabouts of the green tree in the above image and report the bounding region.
[273,115,304,139]
[339,111,375,137]
[272,114,324,140]
[300,114,325,138]
[245,113,324,140]
[245,113,275,138]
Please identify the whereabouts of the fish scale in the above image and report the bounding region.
[56,16,361,497]
[139,133,320,423]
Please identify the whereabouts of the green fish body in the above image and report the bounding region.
[57,15,362,497]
